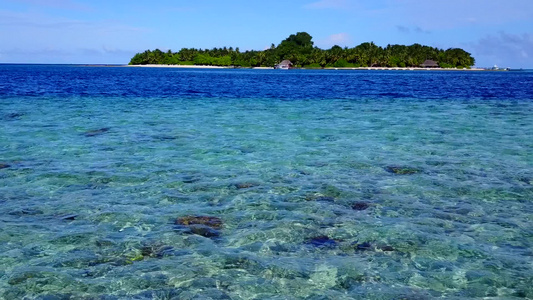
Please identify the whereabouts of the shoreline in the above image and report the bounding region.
[125,64,493,71]
[322,66,486,71]
[125,64,230,69]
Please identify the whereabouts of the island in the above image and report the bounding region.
[129,32,475,69]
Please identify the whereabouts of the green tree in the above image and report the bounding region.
[276,32,314,65]
[129,32,475,68]
[326,45,344,65]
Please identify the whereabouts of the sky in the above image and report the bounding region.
[1,0,532,68]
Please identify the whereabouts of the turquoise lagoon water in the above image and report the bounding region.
[0,65,532,299]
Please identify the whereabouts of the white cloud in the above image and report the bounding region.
[395,25,430,34]
[0,9,145,33]
[414,26,430,34]
[388,0,533,30]
[396,25,410,33]
[0,46,137,64]
[329,33,351,44]
[316,33,352,48]
[0,9,148,63]
[470,32,533,68]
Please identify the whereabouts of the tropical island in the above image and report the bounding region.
[129,32,475,69]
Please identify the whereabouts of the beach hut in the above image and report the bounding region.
[275,60,293,69]
[420,60,439,68]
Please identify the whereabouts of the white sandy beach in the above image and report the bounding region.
[328,67,486,71]
[125,64,230,69]
[125,64,486,71]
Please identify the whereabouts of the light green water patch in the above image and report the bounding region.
[1,97,532,298]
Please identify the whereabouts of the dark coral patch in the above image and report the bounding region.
[384,165,422,175]
[306,236,338,248]
[233,182,259,189]
[175,216,223,229]
[5,113,24,120]
[182,176,201,183]
[352,241,395,252]
[188,225,220,238]
[352,202,370,211]
[378,245,395,252]
[84,127,110,137]
[315,196,335,202]
[59,214,78,221]
[175,216,223,238]
[354,241,373,251]
[518,177,532,185]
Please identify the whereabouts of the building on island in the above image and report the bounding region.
[420,60,439,68]
[275,60,293,69]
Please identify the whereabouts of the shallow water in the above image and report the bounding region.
[1,65,532,299]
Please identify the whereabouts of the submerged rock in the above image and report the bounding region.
[518,177,532,185]
[355,241,373,251]
[352,202,370,211]
[175,215,223,238]
[5,113,24,120]
[175,216,223,229]
[297,170,312,175]
[188,225,220,238]
[384,165,422,175]
[182,176,201,184]
[152,135,177,141]
[84,127,110,137]
[377,245,395,252]
[0,163,10,169]
[352,241,395,252]
[306,236,338,248]
[233,182,259,189]
[95,239,116,248]
[58,214,78,221]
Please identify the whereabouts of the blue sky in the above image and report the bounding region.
[1,0,532,68]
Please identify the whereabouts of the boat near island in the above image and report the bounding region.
[491,65,511,71]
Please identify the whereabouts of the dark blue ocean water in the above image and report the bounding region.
[1,65,532,299]
[1,65,532,100]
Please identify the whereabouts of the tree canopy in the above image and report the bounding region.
[129,32,475,68]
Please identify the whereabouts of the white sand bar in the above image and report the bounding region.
[126,64,230,69]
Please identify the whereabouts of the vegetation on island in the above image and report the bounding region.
[129,32,475,68]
